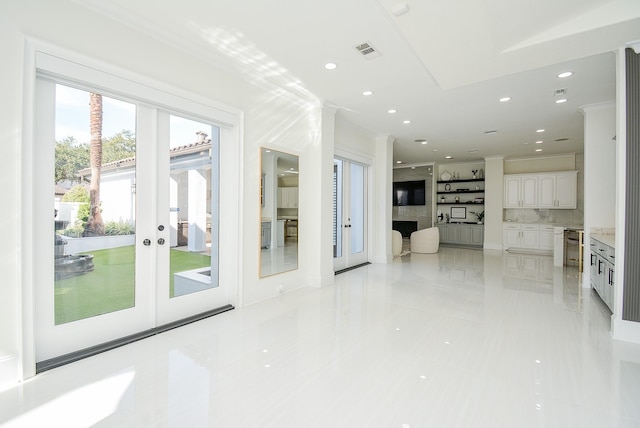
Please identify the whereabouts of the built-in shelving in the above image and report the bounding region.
[436,178,485,223]
[436,178,485,184]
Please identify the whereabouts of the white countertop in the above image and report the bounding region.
[591,233,615,248]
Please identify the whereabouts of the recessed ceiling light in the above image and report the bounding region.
[265,149,271,152]
[324,62,337,70]
[403,120,411,124]
[396,160,402,164]
[536,129,545,133]
[411,166,416,169]
[433,149,438,152]
[388,109,397,114]
[555,98,568,104]
[499,97,511,102]
[414,139,426,144]
[445,155,453,159]
[535,140,543,144]
[362,90,373,96]
[557,71,573,78]
[536,149,542,152]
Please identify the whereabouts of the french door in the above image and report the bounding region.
[33,67,233,363]
[333,158,368,271]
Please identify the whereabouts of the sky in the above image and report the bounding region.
[55,84,217,149]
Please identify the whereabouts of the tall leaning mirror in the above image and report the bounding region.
[260,148,299,277]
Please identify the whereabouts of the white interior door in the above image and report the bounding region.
[33,66,233,364]
[333,158,368,271]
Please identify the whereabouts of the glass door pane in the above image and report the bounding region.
[54,84,137,324]
[333,158,368,271]
[168,115,218,298]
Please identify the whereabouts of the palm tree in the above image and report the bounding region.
[85,92,105,236]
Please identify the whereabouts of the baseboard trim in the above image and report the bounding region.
[36,304,234,374]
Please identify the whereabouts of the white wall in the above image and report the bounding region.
[0,0,382,387]
[484,157,504,251]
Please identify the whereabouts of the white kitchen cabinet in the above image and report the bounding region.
[503,171,577,209]
[521,225,539,249]
[590,236,615,312]
[504,176,537,208]
[537,175,556,208]
[277,187,299,208]
[504,225,521,247]
[539,225,555,250]
[555,172,578,208]
[503,223,540,250]
[503,223,557,253]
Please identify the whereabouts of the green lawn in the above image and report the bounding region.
[54,245,211,324]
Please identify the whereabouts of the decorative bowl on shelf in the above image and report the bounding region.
[440,171,451,181]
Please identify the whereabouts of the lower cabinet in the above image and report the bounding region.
[590,237,615,312]
[503,223,554,252]
[437,224,484,247]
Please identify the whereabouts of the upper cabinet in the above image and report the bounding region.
[504,175,538,208]
[277,187,299,208]
[504,171,578,209]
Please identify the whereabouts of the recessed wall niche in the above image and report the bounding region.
[392,165,433,231]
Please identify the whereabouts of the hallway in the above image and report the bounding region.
[1,247,638,427]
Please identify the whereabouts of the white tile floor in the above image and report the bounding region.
[2,247,640,427]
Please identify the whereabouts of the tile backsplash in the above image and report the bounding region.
[503,208,583,225]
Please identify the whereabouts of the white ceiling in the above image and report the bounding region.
[79,0,640,164]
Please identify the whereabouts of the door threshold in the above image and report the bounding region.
[335,262,371,275]
[36,304,234,374]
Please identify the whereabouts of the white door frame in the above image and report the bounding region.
[21,41,242,378]
[333,149,373,271]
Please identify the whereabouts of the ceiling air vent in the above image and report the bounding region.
[554,88,567,97]
[355,42,381,59]
[554,138,569,142]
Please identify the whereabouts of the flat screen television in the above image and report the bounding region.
[393,180,426,206]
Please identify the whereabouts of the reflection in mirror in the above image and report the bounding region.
[260,148,298,277]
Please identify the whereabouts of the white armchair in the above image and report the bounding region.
[392,230,403,257]
[410,227,440,253]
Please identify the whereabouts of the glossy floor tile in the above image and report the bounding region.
[2,247,640,427]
